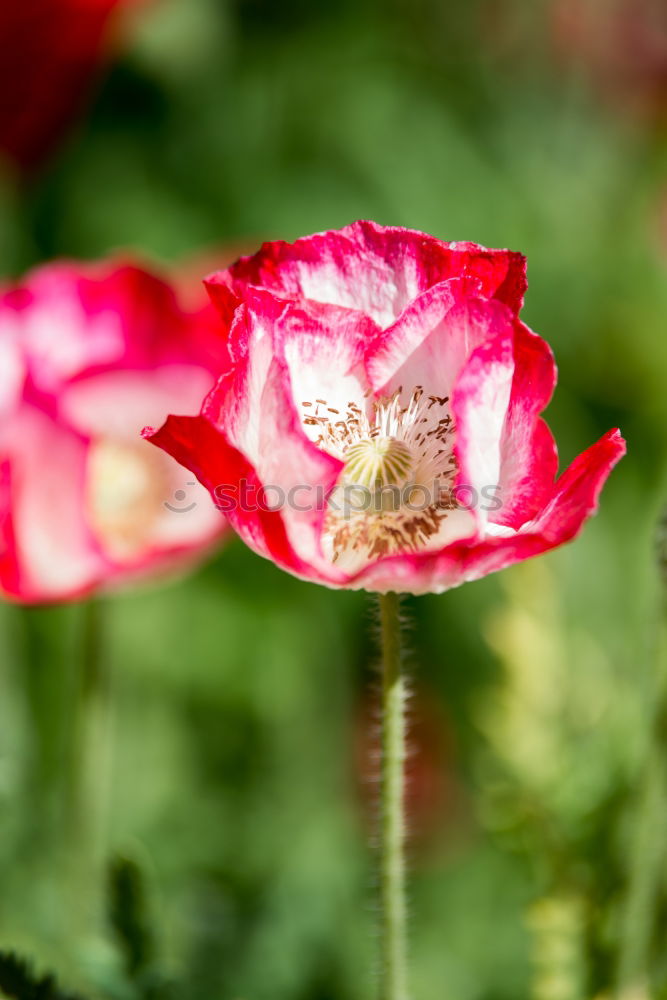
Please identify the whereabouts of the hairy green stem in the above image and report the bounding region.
[378,592,409,1000]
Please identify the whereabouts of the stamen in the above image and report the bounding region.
[300,386,458,568]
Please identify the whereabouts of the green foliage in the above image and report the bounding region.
[0,952,86,1000]
[107,857,174,1000]
[108,858,153,981]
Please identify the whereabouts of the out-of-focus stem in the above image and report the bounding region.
[67,597,110,867]
[18,600,108,847]
[528,894,586,1000]
[615,632,667,996]
[18,604,69,847]
[378,591,409,1000]
[616,514,667,998]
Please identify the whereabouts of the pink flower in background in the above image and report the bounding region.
[145,221,625,595]
[0,0,144,172]
[0,260,227,603]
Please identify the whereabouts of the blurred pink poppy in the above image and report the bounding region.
[0,259,227,603]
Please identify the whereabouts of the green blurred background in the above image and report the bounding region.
[1,1,666,997]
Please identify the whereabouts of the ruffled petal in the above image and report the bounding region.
[1,262,226,393]
[0,331,26,417]
[0,267,124,390]
[518,428,626,540]
[144,414,347,587]
[451,327,515,528]
[365,280,515,399]
[350,429,626,594]
[206,220,527,329]
[493,322,559,528]
[61,367,223,568]
[145,415,292,566]
[61,365,215,439]
[0,404,104,601]
[162,295,350,582]
[271,297,380,450]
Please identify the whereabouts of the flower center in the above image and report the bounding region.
[87,439,170,561]
[301,387,460,569]
[343,436,413,489]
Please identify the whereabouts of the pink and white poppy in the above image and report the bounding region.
[0,260,227,603]
[145,221,625,595]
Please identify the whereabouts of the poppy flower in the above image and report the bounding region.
[145,221,625,594]
[0,259,227,603]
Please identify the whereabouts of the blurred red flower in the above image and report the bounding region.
[0,0,141,172]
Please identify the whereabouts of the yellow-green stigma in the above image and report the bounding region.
[343,436,414,490]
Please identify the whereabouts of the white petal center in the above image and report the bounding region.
[302,386,472,570]
[87,439,170,561]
